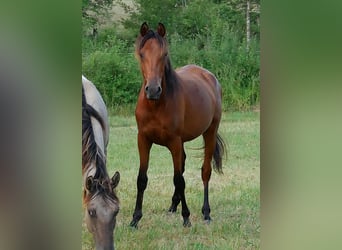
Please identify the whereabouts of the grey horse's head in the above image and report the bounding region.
[84,172,120,250]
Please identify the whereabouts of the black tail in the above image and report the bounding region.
[212,134,226,174]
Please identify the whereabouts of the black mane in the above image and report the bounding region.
[82,86,115,200]
[164,57,179,96]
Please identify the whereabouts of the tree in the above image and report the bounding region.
[82,0,114,34]
[121,0,181,38]
[246,0,250,49]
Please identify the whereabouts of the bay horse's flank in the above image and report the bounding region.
[82,76,120,250]
[130,23,226,228]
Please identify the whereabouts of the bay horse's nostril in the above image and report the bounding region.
[144,83,162,99]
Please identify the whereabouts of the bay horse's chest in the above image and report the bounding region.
[136,104,183,145]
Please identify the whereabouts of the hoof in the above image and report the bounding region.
[168,206,177,213]
[183,218,192,227]
[204,219,211,225]
[168,209,177,215]
[167,210,176,216]
[130,211,142,228]
[129,220,139,228]
[204,215,211,221]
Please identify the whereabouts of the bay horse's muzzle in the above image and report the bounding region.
[145,81,162,100]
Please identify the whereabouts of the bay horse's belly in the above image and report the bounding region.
[176,65,221,141]
[136,106,207,146]
[181,99,215,142]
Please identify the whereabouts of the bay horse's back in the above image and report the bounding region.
[176,64,222,99]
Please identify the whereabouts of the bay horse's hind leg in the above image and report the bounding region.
[201,122,220,223]
[168,149,186,213]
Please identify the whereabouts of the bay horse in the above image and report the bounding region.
[130,23,226,228]
[82,75,120,250]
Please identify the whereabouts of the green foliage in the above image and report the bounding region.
[122,0,179,34]
[82,29,141,107]
[82,0,260,111]
[169,22,260,110]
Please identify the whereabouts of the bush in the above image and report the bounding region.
[82,0,260,111]
[82,30,141,108]
[170,27,259,111]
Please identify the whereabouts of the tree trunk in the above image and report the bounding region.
[246,0,251,50]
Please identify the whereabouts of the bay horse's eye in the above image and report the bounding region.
[88,209,96,218]
[139,53,144,59]
[164,52,168,57]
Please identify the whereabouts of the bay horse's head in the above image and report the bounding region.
[83,171,120,250]
[135,22,168,100]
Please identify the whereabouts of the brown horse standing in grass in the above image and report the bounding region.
[130,23,226,228]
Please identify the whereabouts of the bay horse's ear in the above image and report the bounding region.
[86,176,94,192]
[157,23,166,37]
[140,22,149,36]
[111,171,120,190]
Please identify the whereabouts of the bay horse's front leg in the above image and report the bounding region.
[130,133,152,228]
[168,149,186,213]
[168,139,191,227]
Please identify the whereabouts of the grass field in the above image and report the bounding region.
[82,111,260,249]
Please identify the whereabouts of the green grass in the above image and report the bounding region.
[82,111,260,249]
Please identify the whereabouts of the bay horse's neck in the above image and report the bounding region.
[163,57,178,99]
